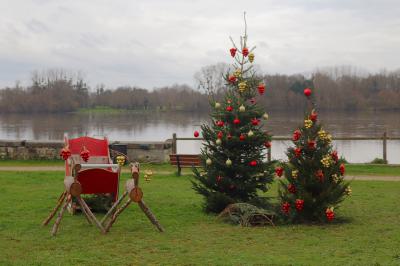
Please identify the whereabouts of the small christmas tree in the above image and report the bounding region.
[277,87,351,223]
[192,16,274,213]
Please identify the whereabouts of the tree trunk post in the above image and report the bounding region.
[383,131,387,163]
[172,133,177,154]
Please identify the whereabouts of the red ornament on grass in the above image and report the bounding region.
[60,147,71,160]
[275,167,284,177]
[288,184,296,194]
[257,83,265,95]
[242,47,249,57]
[340,163,345,175]
[249,160,257,167]
[282,202,290,214]
[80,146,90,162]
[233,118,240,125]
[230,48,237,57]
[295,199,304,211]
[292,130,301,141]
[304,88,312,97]
[326,208,335,221]
[226,106,233,112]
[194,131,199,138]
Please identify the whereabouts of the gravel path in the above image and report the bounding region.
[0,166,399,181]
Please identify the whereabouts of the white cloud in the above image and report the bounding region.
[0,0,399,89]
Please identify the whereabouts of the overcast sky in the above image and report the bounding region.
[0,0,399,89]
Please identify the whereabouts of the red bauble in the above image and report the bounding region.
[216,121,224,127]
[340,163,345,175]
[217,131,223,139]
[230,48,237,57]
[292,130,301,141]
[275,167,284,177]
[239,134,245,141]
[288,184,296,193]
[226,106,233,112]
[331,151,338,162]
[230,184,236,190]
[326,208,335,221]
[251,118,260,126]
[216,175,223,183]
[264,141,271,148]
[249,160,257,167]
[80,147,90,162]
[194,131,199,138]
[233,118,240,125]
[281,202,290,214]
[304,88,312,97]
[60,147,71,160]
[308,140,316,149]
[250,98,256,104]
[294,147,302,157]
[295,199,304,211]
[242,47,249,57]
[227,133,232,140]
[315,170,324,182]
[228,75,237,83]
[310,111,318,122]
[257,83,265,95]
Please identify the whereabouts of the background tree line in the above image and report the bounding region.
[0,66,399,113]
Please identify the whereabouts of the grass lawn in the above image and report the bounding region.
[0,170,399,265]
[1,160,400,177]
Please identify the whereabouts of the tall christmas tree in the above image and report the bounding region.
[277,87,351,223]
[192,16,274,213]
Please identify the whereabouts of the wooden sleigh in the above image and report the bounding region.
[42,135,163,236]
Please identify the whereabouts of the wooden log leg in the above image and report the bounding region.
[77,197,106,234]
[177,166,181,176]
[51,195,71,236]
[100,191,128,225]
[76,197,92,225]
[42,191,67,226]
[104,199,132,233]
[138,200,164,232]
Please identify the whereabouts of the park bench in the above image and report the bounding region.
[169,154,201,176]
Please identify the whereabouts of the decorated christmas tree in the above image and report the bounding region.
[192,17,274,213]
[277,87,351,222]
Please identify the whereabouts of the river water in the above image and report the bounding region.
[0,110,399,163]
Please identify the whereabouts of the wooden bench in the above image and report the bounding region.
[169,154,201,176]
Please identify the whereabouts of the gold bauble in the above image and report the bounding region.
[248,130,254,137]
[206,158,212,165]
[263,113,269,120]
[215,102,221,109]
[239,105,246,112]
[248,53,255,63]
[226,159,232,166]
[216,139,222,145]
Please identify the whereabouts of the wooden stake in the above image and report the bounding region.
[100,191,128,225]
[104,199,132,232]
[78,197,106,234]
[138,200,164,232]
[76,197,92,225]
[42,191,67,226]
[51,195,71,236]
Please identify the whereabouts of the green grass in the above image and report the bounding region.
[346,164,400,176]
[1,160,399,177]
[0,171,399,265]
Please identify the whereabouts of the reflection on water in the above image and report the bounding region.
[0,110,399,163]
